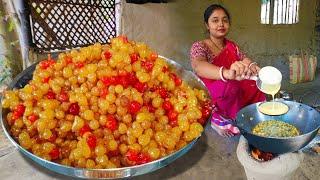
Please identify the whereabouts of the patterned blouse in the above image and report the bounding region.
[189,40,246,64]
[190,41,215,64]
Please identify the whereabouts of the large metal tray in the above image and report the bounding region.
[1,56,211,179]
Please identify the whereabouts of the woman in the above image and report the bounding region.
[190,4,266,137]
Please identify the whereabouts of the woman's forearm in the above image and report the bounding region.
[192,59,221,80]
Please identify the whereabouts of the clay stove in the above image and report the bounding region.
[237,136,304,180]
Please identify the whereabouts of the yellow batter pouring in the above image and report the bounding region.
[258,101,289,115]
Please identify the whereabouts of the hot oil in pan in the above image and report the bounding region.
[252,120,300,137]
[258,101,289,116]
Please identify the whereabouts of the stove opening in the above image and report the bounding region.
[249,145,277,162]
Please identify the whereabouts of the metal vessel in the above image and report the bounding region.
[235,100,320,154]
[1,56,211,179]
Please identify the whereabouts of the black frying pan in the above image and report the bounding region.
[235,100,320,154]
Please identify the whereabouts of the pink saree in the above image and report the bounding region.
[190,39,266,134]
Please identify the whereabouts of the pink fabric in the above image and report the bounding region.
[211,113,240,134]
[190,39,266,134]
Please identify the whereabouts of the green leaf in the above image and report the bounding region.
[7,18,15,32]
[0,58,12,85]
[2,57,11,68]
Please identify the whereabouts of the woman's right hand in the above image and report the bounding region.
[229,61,249,77]
[223,68,236,80]
[223,69,245,80]
[223,65,248,81]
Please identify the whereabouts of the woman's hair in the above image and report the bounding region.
[204,4,231,24]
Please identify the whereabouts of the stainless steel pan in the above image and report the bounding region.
[235,100,320,154]
[1,56,211,179]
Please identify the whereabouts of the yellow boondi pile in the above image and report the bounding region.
[2,36,211,169]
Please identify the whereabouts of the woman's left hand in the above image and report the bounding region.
[249,63,260,76]
[241,58,261,77]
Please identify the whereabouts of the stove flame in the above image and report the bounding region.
[250,146,276,161]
